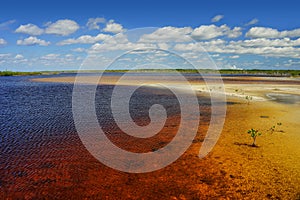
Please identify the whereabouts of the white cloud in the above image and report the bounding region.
[57,33,111,45]
[86,17,106,30]
[157,43,170,50]
[191,24,242,40]
[15,54,24,59]
[45,19,79,36]
[246,27,280,38]
[103,20,124,33]
[229,65,243,70]
[139,26,193,42]
[245,18,259,26]
[15,24,44,35]
[0,53,11,58]
[181,52,200,59]
[72,47,86,52]
[173,38,300,58]
[246,27,300,38]
[211,15,224,22]
[41,54,60,60]
[0,20,16,29]
[230,38,300,47]
[89,34,156,53]
[17,36,50,46]
[0,38,7,45]
[227,27,243,38]
[229,55,240,59]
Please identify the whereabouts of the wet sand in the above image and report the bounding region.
[1,75,300,199]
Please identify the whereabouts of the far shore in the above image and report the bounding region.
[1,69,300,77]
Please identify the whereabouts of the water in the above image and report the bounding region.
[266,93,300,104]
[0,74,214,198]
[0,75,76,173]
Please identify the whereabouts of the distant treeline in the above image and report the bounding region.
[1,69,300,77]
[0,71,42,76]
[101,69,300,77]
[217,69,300,77]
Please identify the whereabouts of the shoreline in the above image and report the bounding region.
[32,75,300,103]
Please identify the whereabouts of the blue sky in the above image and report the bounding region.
[1,0,300,71]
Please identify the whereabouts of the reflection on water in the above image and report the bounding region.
[266,93,300,104]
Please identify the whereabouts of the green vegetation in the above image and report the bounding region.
[245,95,253,105]
[100,69,300,77]
[245,122,283,147]
[268,122,283,133]
[247,128,262,147]
[0,71,42,76]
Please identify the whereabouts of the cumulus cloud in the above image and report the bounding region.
[103,20,124,33]
[157,43,170,50]
[211,15,224,22]
[72,47,86,52]
[17,36,50,46]
[5,18,300,69]
[139,26,193,42]
[41,54,60,60]
[246,27,300,38]
[15,54,24,59]
[227,27,243,38]
[57,33,111,45]
[246,27,280,38]
[86,17,106,30]
[89,34,156,53]
[15,19,80,36]
[245,18,259,26]
[45,19,79,36]
[0,38,7,45]
[173,37,300,58]
[230,38,300,47]
[15,24,44,35]
[191,24,242,40]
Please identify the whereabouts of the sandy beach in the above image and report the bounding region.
[2,75,299,199]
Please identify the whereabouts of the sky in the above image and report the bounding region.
[0,0,300,71]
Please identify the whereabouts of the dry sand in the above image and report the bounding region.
[9,75,298,199]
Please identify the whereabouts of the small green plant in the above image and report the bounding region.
[268,122,283,133]
[247,128,262,147]
[245,95,253,105]
[269,125,275,133]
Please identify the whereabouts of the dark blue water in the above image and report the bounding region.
[0,73,185,155]
[0,74,211,199]
[0,75,77,171]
